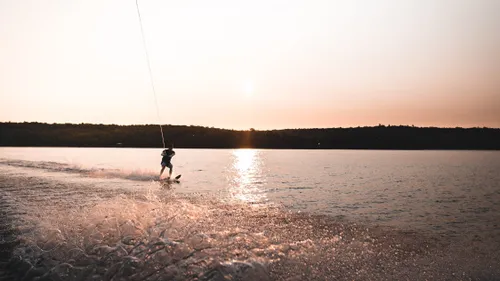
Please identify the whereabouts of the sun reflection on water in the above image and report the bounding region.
[230,149,267,203]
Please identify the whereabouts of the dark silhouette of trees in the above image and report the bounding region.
[0,122,498,149]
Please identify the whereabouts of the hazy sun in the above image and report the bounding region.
[243,80,254,97]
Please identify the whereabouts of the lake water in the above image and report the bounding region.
[1,147,499,280]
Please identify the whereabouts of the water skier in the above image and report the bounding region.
[159,144,175,179]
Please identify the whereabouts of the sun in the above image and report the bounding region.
[243,80,254,97]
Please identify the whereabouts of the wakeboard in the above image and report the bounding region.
[159,174,181,184]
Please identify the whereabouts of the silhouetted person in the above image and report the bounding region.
[159,144,175,179]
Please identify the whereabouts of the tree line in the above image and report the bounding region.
[0,122,499,149]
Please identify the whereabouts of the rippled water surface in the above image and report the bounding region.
[1,147,499,280]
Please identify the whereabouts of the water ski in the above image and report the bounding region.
[160,174,181,184]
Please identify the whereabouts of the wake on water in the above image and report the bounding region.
[0,159,161,182]
[1,159,499,280]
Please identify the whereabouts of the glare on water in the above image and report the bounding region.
[229,149,267,203]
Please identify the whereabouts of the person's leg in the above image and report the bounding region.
[159,164,166,179]
[168,163,173,178]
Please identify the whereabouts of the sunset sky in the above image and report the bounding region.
[1,0,499,130]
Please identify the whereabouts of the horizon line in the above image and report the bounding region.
[1,121,499,131]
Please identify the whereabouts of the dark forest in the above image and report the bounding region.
[1,122,498,149]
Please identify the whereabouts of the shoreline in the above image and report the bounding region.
[2,146,500,151]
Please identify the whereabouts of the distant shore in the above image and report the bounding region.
[1,122,499,150]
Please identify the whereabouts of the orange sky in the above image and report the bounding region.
[1,0,499,130]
